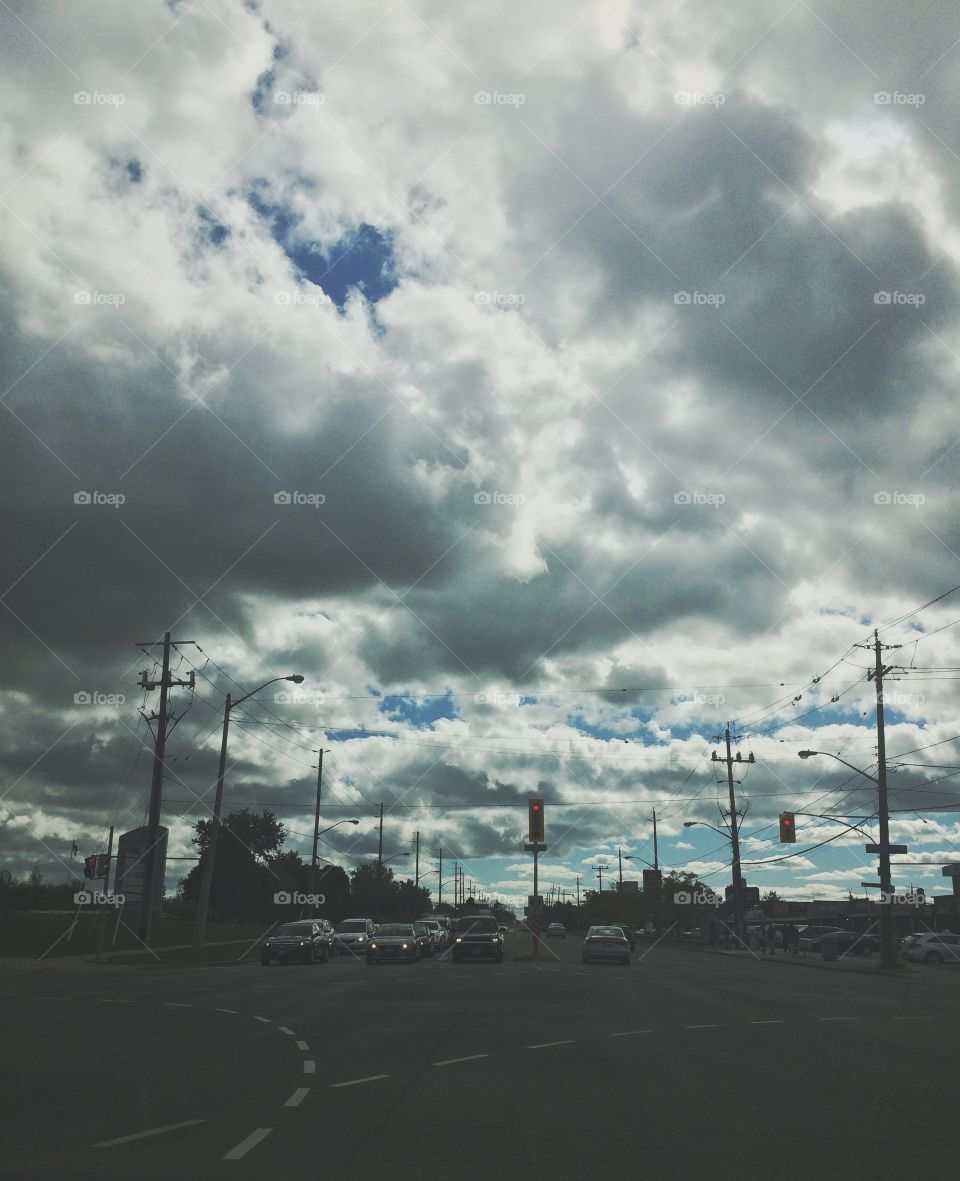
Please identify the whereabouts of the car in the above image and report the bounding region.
[333,917,376,956]
[418,918,447,950]
[797,925,846,953]
[451,915,503,962]
[546,922,566,939]
[367,923,421,964]
[900,931,960,967]
[260,921,333,966]
[583,925,631,965]
[412,921,435,957]
[420,914,453,948]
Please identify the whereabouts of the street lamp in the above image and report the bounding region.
[310,818,359,893]
[798,749,897,969]
[192,674,304,959]
[683,819,742,937]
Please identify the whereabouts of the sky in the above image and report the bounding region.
[3,0,960,914]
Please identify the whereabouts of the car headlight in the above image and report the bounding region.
[401,943,408,949]
[455,936,462,943]
[357,936,365,943]
[370,943,378,950]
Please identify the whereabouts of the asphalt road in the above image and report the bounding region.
[2,931,957,1180]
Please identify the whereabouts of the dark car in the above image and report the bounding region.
[412,921,435,957]
[261,921,333,965]
[367,923,421,964]
[333,917,376,956]
[451,915,504,962]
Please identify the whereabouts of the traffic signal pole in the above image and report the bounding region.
[871,629,897,969]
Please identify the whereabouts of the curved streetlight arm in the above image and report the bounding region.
[684,820,729,839]
[232,674,304,711]
[797,750,879,785]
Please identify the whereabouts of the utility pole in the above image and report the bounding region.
[438,848,442,908]
[652,806,663,934]
[868,628,898,969]
[415,831,420,886]
[711,725,747,944]
[136,633,195,944]
[310,749,327,899]
[597,864,603,892]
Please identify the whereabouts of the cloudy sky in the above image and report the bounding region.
[3,0,960,912]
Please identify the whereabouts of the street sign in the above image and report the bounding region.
[860,881,882,889]
[942,865,960,877]
[864,844,908,854]
[523,842,547,853]
[528,895,544,907]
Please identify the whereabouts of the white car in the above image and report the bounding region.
[900,931,960,967]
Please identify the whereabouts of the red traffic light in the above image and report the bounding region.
[778,812,796,843]
[528,798,545,842]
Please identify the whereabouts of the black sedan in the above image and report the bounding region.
[367,923,421,964]
[451,916,504,962]
[261,921,333,965]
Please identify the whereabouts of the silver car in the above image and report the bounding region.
[367,923,421,964]
[900,931,960,967]
[582,925,631,965]
[333,917,376,956]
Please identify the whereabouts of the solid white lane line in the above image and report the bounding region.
[528,1040,576,1049]
[216,1008,239,1014]
[612,1030,653,1037]
[253,1016,271,1023]
[94,1119,205,1148]
[303,1060,316,1074]
[284,1088,310,1107]
[277,1026,295,1035]
[223,1128,272,1160]
[296,1040,310,1050]
[331,1074,390,1088]
[433,1054,489,1066]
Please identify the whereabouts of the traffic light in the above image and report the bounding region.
[83,855,97,879]
[778,812,796,843]
[528,798,544,842]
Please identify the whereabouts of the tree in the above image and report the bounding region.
[179,809,288,924]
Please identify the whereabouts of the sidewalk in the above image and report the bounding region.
[709,946,916,973]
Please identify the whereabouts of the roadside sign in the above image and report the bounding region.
[860,881,882,889]
[864,844,908,854]
[942,865,960,877]
[523,842,547,853]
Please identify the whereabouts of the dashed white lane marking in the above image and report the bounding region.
[253,1016,271,1023]
[37,997,71,1001]
[162,1002,192,1008]
[612,1030,653,1037]
[818,1017,858,1022]
[284,1088,310,1107]
[100,999,134,1003]
[94,1119,205,1148]
[528,1040,576,1049]
[331,1074,390,1088]
[433,1054,490,1066]
[893,1016,936,1021]
[296,1040,310,1051]
[216,1008,238,1014]
[223,1128,272,1160]
[750,1020,785,1025]
[685,1024,726,1029]
[277,1026,295,1035]
[303,1060,316,1074]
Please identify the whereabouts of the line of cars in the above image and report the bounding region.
[260,914,474,966]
